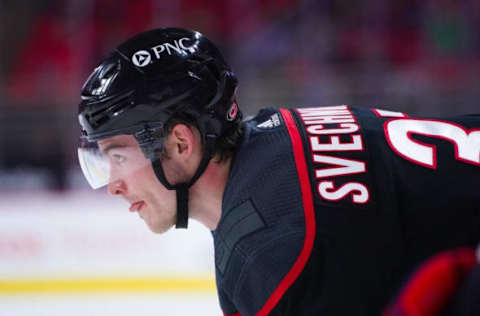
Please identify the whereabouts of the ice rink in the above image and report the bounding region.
[0,191,222,316]
[1,294,221,316]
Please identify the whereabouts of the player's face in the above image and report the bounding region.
[98,135,177,233]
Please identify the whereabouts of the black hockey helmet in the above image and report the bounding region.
[78,28,241,228]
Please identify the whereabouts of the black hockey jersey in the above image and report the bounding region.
[212,105,480,316]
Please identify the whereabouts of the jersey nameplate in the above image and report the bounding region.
[296,105,370,205]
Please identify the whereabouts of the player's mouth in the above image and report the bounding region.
[129,201,145,212]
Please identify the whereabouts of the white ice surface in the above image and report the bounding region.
[0,191,221,316]
[0,294,221,316]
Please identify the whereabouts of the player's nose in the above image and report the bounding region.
[108,179,127,196]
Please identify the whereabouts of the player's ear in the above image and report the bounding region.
[169,124,196,159]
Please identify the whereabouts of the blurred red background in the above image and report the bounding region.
[0,0,478,191]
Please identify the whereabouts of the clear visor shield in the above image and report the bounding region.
[78,136,152,190]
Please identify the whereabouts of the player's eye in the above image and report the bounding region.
[112,154,126,165]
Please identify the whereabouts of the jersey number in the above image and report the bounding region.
[384,119,480,169]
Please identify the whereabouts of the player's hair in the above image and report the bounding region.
[163,108,244,162]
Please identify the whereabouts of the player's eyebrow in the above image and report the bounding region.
[101,144,128,156]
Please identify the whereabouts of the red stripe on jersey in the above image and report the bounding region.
[255,109,317,316]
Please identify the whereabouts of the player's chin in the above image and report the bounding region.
[146,219,174,234]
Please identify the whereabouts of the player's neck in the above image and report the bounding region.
[189,156,232,230]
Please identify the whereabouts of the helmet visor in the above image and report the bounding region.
[78,144,110,189]
[77,136,153,190]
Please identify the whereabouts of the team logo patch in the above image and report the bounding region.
[227,103,238,121]
[132,50,152,67]
[257,113,281,129]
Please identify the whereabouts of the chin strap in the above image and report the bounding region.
[151,135,216,229]
[174,184,189,228]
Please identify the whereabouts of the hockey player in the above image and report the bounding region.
[77,28,480,316]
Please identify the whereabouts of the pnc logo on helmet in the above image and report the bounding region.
[132,50,152,67]
[131,37,196,68]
